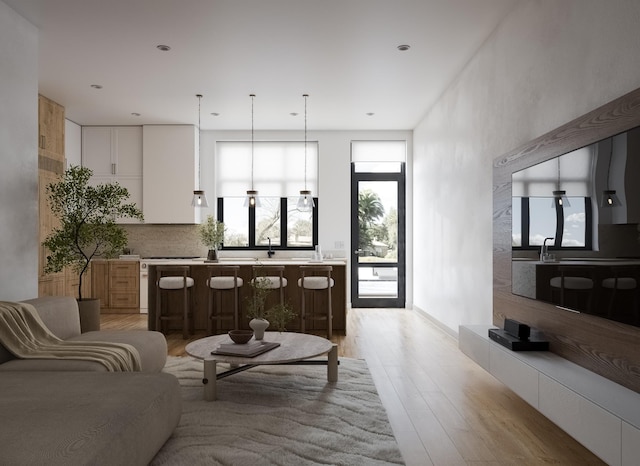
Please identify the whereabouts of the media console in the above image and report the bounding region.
[459,324,640,466]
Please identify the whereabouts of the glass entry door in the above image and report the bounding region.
[351,164,405,307]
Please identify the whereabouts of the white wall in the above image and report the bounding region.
[0,1,38,300]
[201,129,413,306]
[413,0,640,332]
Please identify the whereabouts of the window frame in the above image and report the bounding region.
[217,197,319,251]
[512,196,593,251]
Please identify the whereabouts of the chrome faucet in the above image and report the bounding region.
[267,237,275,258]
[541,237,554,261]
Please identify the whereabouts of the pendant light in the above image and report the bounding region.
[244,94,261,208]
[191,94,209,207]
[297,93,315,212]
[601,136,622,207]
[552,156,570,208]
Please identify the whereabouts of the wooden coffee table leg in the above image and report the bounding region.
[204,358,217,401]
[328,344,338,383]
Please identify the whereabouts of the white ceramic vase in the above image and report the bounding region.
[249,318,269,340]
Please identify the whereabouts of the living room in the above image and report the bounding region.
[3,1,640,465]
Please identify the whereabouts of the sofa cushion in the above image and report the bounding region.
[70,330,168,372]
[0,371,181,466]
[1,297,83,365]
[22,296,82,339]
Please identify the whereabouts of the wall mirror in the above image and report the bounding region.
[511,127,640,327]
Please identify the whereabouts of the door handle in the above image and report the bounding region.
[354,249,363,256]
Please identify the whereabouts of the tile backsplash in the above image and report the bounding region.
[122,224,205,258]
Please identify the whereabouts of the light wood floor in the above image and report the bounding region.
[101,309,605,465]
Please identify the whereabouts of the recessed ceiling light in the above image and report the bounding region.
[131,112,141,117]
[397,44,410,51]
[90,84,103,89]
[366,112,375,116]
[156,44,171,51]
[210,112,220,117]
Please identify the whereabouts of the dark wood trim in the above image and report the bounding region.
[494,87,640,394]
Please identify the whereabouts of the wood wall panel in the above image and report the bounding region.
[493,87,640,394]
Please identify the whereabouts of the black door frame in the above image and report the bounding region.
[350,163,406,308]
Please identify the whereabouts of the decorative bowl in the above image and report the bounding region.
[228,329,254,344]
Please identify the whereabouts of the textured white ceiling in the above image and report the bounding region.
[5,0,521,130]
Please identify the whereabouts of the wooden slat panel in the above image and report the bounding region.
[493,86,640,394]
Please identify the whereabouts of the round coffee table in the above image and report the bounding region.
[186,332,338,401]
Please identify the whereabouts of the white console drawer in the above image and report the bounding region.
[489,345,538,408]
[539,374,621,466]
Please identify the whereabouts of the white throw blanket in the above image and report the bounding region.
[0,301,141,371]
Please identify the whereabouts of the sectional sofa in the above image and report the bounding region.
[0,296,181,465]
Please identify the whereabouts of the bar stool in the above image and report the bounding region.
[251,265,287,307]
[601,266,638,319]
[155,265,194,339]
[206,265,243,334]
[298,265,334,339]
[549,266,595,313]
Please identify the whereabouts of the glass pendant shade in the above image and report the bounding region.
[601,189,621,207]
[552,190,571,208]
[192,190,209,207]
[244,189,261,208]
[297,189,315,211]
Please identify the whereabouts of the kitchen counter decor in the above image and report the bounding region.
[198,215,224,263]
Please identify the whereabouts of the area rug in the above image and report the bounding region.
[151,356,404,465]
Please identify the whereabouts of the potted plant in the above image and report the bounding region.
[245,276,297,339]
[198,215,225,262]
[265,302,297,332]
[43,165,143,328]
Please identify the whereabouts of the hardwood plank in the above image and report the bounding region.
[100,309,604,465]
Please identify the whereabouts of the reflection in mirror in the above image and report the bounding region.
[511,128,640,328]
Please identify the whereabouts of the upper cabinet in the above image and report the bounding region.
[142,125,198,224]
[38,95,65,160]
[82,126,143,223]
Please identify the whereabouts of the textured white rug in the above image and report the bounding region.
[151,356,404,465]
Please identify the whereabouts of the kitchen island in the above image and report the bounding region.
[147,259,347,335]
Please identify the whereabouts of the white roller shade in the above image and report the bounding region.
[512,145,594,197]
[216,141,318,197]
[351,140,406,162]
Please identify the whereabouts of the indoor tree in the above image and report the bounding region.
[43,165,143,300]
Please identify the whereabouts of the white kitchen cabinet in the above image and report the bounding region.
[142,125,198,224]
[82,126,143,223]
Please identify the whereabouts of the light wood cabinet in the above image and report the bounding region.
[82,126,143,223]
[37,95,93,300]
[38,95,65,159]
[91,260,139,313]
[38,94,72,298]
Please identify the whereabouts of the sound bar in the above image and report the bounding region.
[504,318,530,340]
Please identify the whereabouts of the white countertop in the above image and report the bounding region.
[143,258,347,266]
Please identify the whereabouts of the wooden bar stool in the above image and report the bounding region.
[251,265,287,307]
[155,265,194,339]
[549,266,595,313]
[298,265,334,339]
[601,265,638,320]
[206,265,243,334]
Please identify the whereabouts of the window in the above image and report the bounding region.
[218,197,318,250]
[215,140,319,250]
[513,196,592,250]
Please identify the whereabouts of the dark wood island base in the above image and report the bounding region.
[147,261,346,336]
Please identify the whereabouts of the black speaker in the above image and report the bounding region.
[504,318,530,340]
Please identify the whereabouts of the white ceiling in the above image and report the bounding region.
[5,0,520,130]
